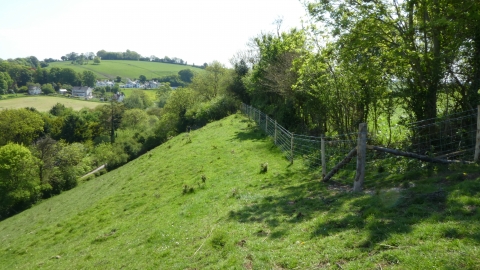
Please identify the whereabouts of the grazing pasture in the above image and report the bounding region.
[47,60,203,80]
[0,96,103,111]
[0,114,479,269]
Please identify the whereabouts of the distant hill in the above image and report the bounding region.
[47,60,203,80]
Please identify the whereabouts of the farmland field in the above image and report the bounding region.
[47,60,203,80]
[0,96,104,111]
[121,88,157,100]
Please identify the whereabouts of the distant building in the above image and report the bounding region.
[28,85,42,95]
[71,86,93,99]
[95,80,115,88]
[113,92,125,102]
[124,79,140,88]
[59,89,68,95]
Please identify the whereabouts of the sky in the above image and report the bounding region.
[0,0,307,66]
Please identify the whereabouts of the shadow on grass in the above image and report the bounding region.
[233,128,268,142]
[228,166,480,247]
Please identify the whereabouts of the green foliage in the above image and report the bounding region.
[178,69,194,83]
[121,108,150,129]
[82,71,96,87]
[0,143,40,218]
[0,109,44,146]
[41,83,55,95]
[190,61,228,100]
[185,95,239,127]
[123,90,153,109]
[156,82,172,108]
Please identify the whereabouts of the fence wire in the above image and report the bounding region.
[241,104,478,182]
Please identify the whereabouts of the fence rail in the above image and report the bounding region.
[240,103,479,191]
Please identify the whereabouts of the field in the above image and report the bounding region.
[121,88,157,100]
[0,96,103,111]
[47,60,203,80]
[1,114,479,269]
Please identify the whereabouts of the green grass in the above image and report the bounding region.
[0,96,103,111]
[1,114,479,269]
[121,88,157,100]
[47,60,203,80]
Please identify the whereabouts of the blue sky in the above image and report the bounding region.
[0,0,307,66]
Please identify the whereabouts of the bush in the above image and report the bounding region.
[185,95,239,127]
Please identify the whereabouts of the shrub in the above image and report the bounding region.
[185,95,239,127]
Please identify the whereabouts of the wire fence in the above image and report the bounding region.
[241,103,479,185]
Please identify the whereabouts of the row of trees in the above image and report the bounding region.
[227,0,480,138]
[0,58,99,93]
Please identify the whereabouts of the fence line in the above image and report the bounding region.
[240,103,479,191]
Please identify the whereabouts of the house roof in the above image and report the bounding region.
[72,86,92,91]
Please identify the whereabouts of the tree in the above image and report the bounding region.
[178,69,194,83]
[124,89,153,109]
[49,142,87,192]
[82,70,96,87]
[0,72,13,95]
[66,52,78,61]
[121,108,150,129]
[305,0,471,123]
[41,83,55,95]
[156,82,172,108]
[93,56,101,65]
[0,109,44,146]
[116,76,122,83]
[60,113,92,143]
[59,68,80,86]
[227,59,249,103]
[139,75,147,83]
[96,102,125,143]
[30,136,60,187]
[190,61,228,100]
[0,143,40,218]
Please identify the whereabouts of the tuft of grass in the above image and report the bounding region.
[0,114,479,269]
[260,162,268,173]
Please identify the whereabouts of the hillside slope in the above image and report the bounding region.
[1,114,479,269]
[47,60,203,80]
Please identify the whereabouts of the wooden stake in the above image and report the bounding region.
[321,135,326,180]
[323,148,357,182]
[274,120,277,145]
[290,133,294,164]
[353,123,367,192]
[475,105,480,162]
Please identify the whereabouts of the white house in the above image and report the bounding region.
[143,80,159,89]
[124,78,140,88]
[95,80,115,88]
[71,86,93,99]
[59,89,68,95]
[28,85,42,95]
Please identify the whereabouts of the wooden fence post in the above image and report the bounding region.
[321,135,326,180]
[265,115,268,132]
[475,105,480,162]
[290,133,294,164]
[353,123,367,192]
[274,120,277,145]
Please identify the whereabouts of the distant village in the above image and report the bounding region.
[26,78,165,101]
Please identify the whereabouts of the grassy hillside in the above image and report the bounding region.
[47,60,203,80]
[0,96,103,111]
[1,114,479,269]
